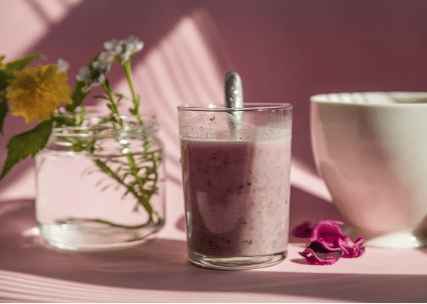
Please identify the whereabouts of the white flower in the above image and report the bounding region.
[104,35,144,64]
[76,51,115,92]
[92,52,113,71]
[76,66,90,82]
[104,39,121,54]
[57,58,69,72]
[76,66,106,93]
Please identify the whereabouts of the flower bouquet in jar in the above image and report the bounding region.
[0,36,165,251]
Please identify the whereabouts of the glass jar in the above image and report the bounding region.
[35,114,165,251]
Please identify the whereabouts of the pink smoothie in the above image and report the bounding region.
[181,137,291,258]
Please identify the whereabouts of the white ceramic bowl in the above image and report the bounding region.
[310,92,427,248]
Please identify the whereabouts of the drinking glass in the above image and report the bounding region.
[178,103,292,269]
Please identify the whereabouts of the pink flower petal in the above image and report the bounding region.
[299,242,341,265]
[296,220,366,265]
[310,220,345,245]
[292,221,312,238]
[339,237,365,258]
[310,220,365,258]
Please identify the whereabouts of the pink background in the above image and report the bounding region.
[1,0,427,233]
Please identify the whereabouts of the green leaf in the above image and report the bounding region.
[129,108,137,116]
[0,54,43,91]
[0,98,8,134]
[6,53,43,71]
[0,119,53,179]
[0,68,16,91]
[93,95,110,100]
[115,93,130,101]
[107,103,115,112]
[52,114,77,127]
[69,140,95,153]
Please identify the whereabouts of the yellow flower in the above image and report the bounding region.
[6,64,72,123]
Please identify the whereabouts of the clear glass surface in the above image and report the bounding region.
[35,115,165,251]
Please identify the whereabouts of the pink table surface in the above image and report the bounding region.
[1,178,427,303]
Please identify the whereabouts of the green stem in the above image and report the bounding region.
[100,80,156,217]
[101,82,124,128]
[123,60,143,124]
[126,153,152,215]
[123,60,153,157]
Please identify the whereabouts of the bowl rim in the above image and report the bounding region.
[310,92,427,107]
